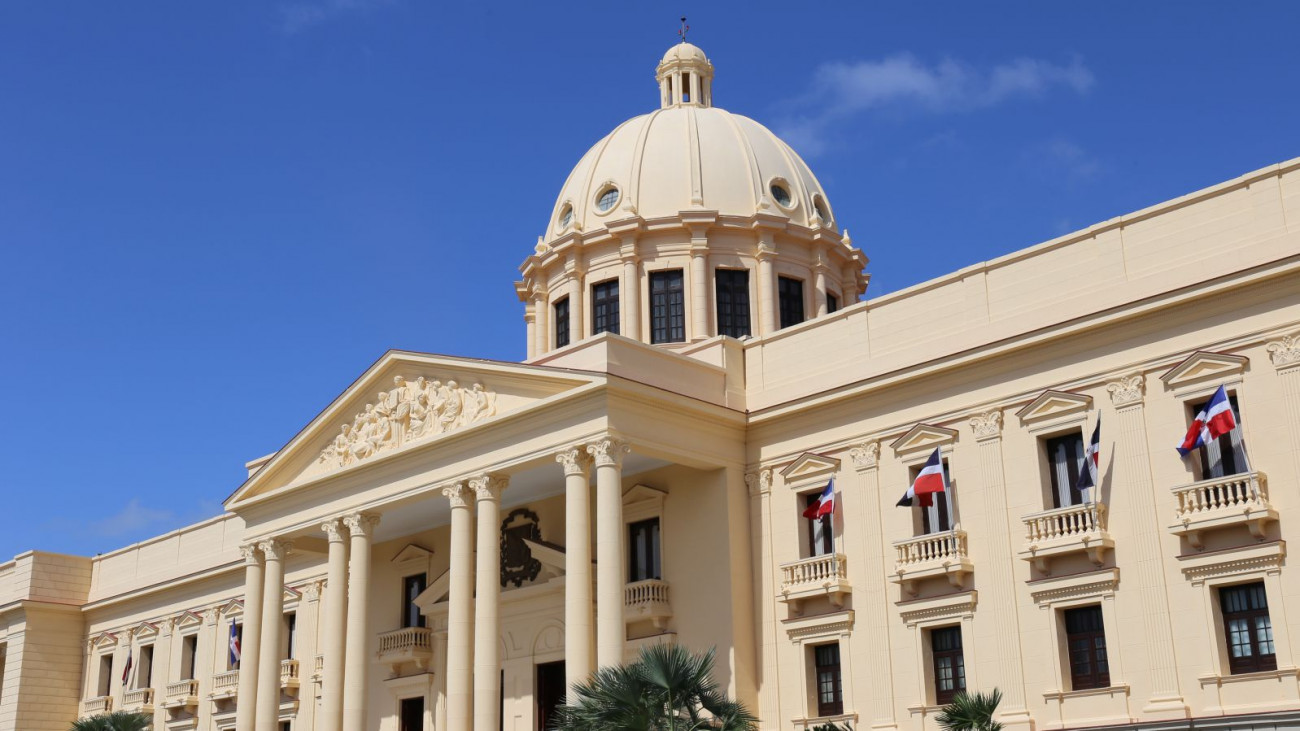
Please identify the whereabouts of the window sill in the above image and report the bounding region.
[1198,666,1300,687]
[1042,683,1129,701]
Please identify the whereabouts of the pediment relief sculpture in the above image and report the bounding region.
[316,376,498,471]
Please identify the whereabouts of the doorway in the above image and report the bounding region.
[535,660,566,731]
[399,696,424,731]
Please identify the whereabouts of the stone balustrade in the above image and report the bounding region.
[80,695,112,716]
[164,679,199,708]
[123,687,154,711]
[778,553,851,610]
[280,658,301,692]
[313,653,324,681]
[892,529,973,595]
[376,626,434,674]
[1019,501,1114,573]
[211,669,239,699]
[1169,470,1277,548]
[624,579,673,629]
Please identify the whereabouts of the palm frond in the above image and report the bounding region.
[935,688,1004,731]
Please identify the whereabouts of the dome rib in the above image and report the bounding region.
[718,109,765,213]
[687,106,704,207]
[627,109,661,218]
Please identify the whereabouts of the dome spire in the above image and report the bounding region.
[656,27,713,109]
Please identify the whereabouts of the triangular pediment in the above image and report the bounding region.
[218,599,244,618]
[1016,390,1093,424]
[175,610,204,630]
[624,484,667,507]
[282,585,302,604]
[392,544,435,564]
[779,452,841,482]
[890,424,958,455]
[89,632,118,650]
[130,621,159,639]
[226,350,604,509]
[414,569,451,610]
[1161,351,1249,389]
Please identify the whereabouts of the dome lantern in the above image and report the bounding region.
[657,42,713,108]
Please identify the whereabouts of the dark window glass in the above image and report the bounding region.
[814,643,843,717]
[1220,582,1276,674]
[826,292,839,314]
[778,276,805,329]
[591,280,620,336]
[402,574,427,629]
[1045,433,1086,508]
[911,460,953,535]
[399,697,423,731]
[804,492,834,557]
[137,645,154,689]
[715,269,751,338]
[628,518,662,582]
[931,626,966,705]
[285,613,296,659]
[650,270,686,344]
[181,635,199,680]
[1192,394,1246,480]
[280,722,292,731]
[98,654,114,697]
[232,624,243,670]
[1064,605,1110,690]
[554,297,570,349]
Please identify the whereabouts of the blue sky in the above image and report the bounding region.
[2,1,1297,559]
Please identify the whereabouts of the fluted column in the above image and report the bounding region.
[235,544,264,731]
[318,520,349,731]
[1107,374,1185,714]
[255,539,291,730]
[558,447,594,691]
[690,247,708,339]
[756,250,776,334]
[341,513,379,731]
[588,436,631,668]
[472,474,508,731]
[444,483,476,731]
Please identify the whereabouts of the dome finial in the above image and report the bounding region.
[678,16,690,43]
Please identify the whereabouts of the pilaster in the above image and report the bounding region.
[847,443,898,730]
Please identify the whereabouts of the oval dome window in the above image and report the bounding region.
[558,204,573,230]
[596,187,620,212]
[770,184,792,208]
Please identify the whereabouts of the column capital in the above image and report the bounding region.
[556,446,593,476]
[1107,373,1146,408]
[258,539,293,562]
[744,468,772,496]
[849,442,880,471]
[1267,333,1300,371]
[969,411,1003,442]
[342,512,381,537]
[240,543,262,565]
[442,482,472,510]
[586,436,631,468]
[470,474,509,503]
[321,518,348,543]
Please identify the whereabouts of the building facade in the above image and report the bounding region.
[3,41,1300,731]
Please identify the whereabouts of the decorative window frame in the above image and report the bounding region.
[900,591,978,715]
[780,453,842,560]
[1028,568,1128,699]
[1160,351,1249,397]
[891,425,959,535]
[783,610,856,727]
[625,484,668,580]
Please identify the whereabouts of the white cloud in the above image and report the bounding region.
[1036,137,1103,180]
[279,0,392,34]
[88,498,177,538]
[777,54,1094,156]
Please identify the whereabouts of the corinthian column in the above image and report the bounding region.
[444,483,475,731]
[235,544,264,731]
[341,513,380,731]
[588,436,631,668]
[472,474,508,731]
[557,447,594,691]
[318,519,349,731]
[256,539,292,731]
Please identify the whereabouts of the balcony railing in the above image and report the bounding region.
[211,669,239,699]
[81,696,112,716]
[778,553,851,611]
[164,679,199,708]
[1019,502,1114,573]
[280,658,301,693]
[123,687,154,711]
[892,529,973,596]
[376,626,434,674]
[313,654,325,681]
[624,579,673,629]
[1169,471,1277,549]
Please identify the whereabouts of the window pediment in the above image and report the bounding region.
[392,544,435,569]
[898,590,978,627]
[414,569,450,609]
[780,452,841,484]
[891,424,958,456]
[173,610,204,630]
[783,609,855,642]
[1160,351,1248,390]
[1016,390,1092,425]
[129,621,159,640]
[218,598,244,618]
[89,631,118,650]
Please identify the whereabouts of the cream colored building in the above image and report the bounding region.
[3,41,1300,731]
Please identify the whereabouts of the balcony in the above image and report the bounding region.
[312,654,324,682]
[81,696,112,717]
[280,658,301,694]
[1169,471,1277,549]
[123,687,155,713]
[210,669,239,700]
[376,626,434,675]
[624,579,672,629]
[163,679,200,709]
[892,529,973,596]
[1019,502,1114,574]
[779,553,851,612]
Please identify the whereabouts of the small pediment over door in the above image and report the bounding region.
[1160,351,1249,390]
[1016,390,1092,425]
[890,424,958,456]
[779,453,841,483]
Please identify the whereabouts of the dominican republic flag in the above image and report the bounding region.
[1176,385,1237,457]
[121,645,133,687]
[801,479,835,519]
[897,448,946,508]
[228,620,241,667]
[1076,414,1101,497]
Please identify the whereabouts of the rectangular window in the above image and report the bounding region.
[285,613,297,659]
[1045,433,1086,508]
[826,292,839,314]
[813,643,843,717]
[911,460,954,535]
[402,574,428,629]
[137,644,154,689]
[231,623,243,670]
[628,518,662,582]
[931,626,966,705]
[591,279,620,336]
[280,722,292,731]
[553,297,570,349]
[399,697,424,731]
[1192,393,1247,480]
[804,493,834,557]
[778,276,805,329]
[1064,605,1110,690]
[97,654,114,697]
[181,634,198,680]
[1220,582,1276,674]
[715,269,751,338]
[649,269,686,344]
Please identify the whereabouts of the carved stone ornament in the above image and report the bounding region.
[849,442,880,470]
[316,376,498,471]
[969,411,1003,441]
[1106,374,1145,408]
[258,539,292,562]
[442,482,470,509]
[745,469,772,496]
[471,474,508,502]
[586,437,631,468]
[342,513,380,537]
[321,519,346,543]
[240,543,261,565]
[556,447,592,476]
[499,508,544,589]
[1267,334,1300,370]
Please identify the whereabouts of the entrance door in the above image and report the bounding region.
[535,660,566,731]
[399,696,424,731]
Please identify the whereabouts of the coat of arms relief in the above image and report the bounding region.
[316,376,498,470]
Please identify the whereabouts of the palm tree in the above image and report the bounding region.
[551,643,758,731]
[935,689,1004,731]
[70,711,151,731]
